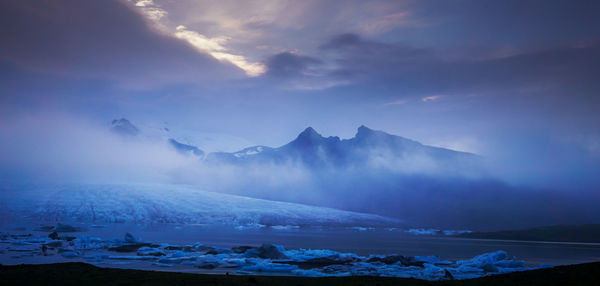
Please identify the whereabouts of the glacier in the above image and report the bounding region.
[0,183,398,227]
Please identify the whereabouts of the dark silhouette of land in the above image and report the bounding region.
[1,262,599,286]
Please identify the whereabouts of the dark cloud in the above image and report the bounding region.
[0,0,242,89]
[320,33,362,49]
[321,33,429,59]
[319,33,434,81]
[287,33,600,118]
[265,52,322,77]
[390,0,600,47]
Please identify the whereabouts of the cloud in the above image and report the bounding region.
[135,0,154,7]
[421,95,441,102]
[174,26,266,76]
[124,0,424,80]
[128,0,266,76]
[333,1,421,35]
[320,33,362,49]
[265,52,322,77]
[0,0,242,89]
[260,51,350,90]
[133,0,167,22]
[382,99,408,106]
[297,33,600,107]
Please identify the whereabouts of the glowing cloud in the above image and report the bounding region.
[131,0,265,77]
[134,0,167,22]
[383,99,408,106]
[174,25,266,77]
[422,95,441,102]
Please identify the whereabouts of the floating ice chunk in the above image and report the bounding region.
[442,230,472,236]
[284,248,358,261]
[481,263,499,272]
[196,261,219,269]
[108,255,156,260]
[108,244,148,253]
[54,224,80,233]
[137,247,165,256]
[170,250,188,258]
[10,240,31,246]
[22,238,50,244]
[421,263,446,278]
[207,247,231,255]
[456,265,484,273]
[61,251,79,258]
[293,269,329,277]
[0,230,552,280]
[405,229,440,235]
[222,258,249,267]
[242,262,298,272]
[458,251,506,265]
[234,224,266,230]
[123,233,139,243]
[76,235,103,244]
[415,256,440,264]
[270,225,300,230]
[495,258,525,268]
[295,268,354,277]
[413,255,453,265]
[244,244,288,259]
[158,257,183,264]
[350,227,374,231]
[152,263,173,267]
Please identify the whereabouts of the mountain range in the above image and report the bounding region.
[112,118,483,176]
[105,119,600,230]
[208,125,481,171]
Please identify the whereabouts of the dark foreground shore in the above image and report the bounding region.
[1,262,599,286]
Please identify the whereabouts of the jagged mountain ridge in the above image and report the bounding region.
[207,125,482,174]
[168,138,205,157]
[110,118,482,173]
[110,118,140,137]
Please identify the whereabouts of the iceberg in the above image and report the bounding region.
[0,231,550,280]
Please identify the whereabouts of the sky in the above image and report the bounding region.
[1,0,599,190]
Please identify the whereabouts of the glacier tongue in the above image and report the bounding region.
[0,183,398,227]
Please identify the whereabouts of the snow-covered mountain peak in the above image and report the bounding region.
[233,146,271,158]
[290,127,341,147]
[355,125,376,138]
[110,118,139,137]
[297,126,321,139]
